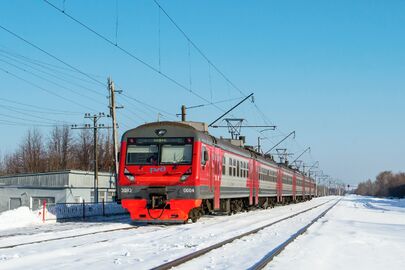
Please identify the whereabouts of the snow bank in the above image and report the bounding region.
[0,207,42,231]
[45,202,128,220]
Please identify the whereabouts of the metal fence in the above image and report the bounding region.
[40,200,128,221]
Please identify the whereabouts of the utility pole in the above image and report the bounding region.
[108,77,123,202]
[72,113,111,203]
[181,105,186,121]
[176,104,204,121]
[108,78,122,179]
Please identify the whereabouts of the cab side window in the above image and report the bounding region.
[201,146,208,165]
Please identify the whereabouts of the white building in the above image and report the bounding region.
[0,170,116,212]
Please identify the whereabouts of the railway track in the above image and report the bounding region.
[151,199,339,270]
[0,225,139,250]
[248,199,341,270]
[0,215,132,240]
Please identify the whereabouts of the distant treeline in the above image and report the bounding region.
[0,126,113,175]
[356,171,405,198]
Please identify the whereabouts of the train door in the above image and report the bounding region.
[247,160,253,206]
[292,172,297,202]
[207,146,213,192]
[277,168,283,203]
[201,145,211,190]
[253,160,259,205]
[210,147,221,209]
[214,147,222,208]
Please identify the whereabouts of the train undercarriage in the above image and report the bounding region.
[122,195,314,224]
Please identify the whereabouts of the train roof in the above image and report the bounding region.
[122,121,210,141]
[123,121,314,181]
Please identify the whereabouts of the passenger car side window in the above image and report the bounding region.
[222,157,226,175]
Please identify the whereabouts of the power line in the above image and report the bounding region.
[0,119,70,127]
[154,2,317,165]
[41,1,316,168]
[119,110,147,125]
[0,103,81,116]
[0,111,73,126]
[117,95,163,121]
[0,105,76,124]
[152,0,313,156]
[0,66,98,112]
[0,51,105,96]
[0,25,179,125]
[41,0,227,111]
[0,97,83,115]
[188,97,246,108]
[120,93,176,119]
[0,46,104,85]
[40,0,294,143]
[0,24,105,87]
[0,58,103,103]
[153,0,246,97]
[151,0,298,149]
[115,0,119,45]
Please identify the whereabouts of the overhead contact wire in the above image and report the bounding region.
[41,0,227,112]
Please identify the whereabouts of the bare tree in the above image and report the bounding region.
[46,125,73,171]
[4,152,23,174]
[20,129,46,173]
[72,129,92,171]
[356,171,405,198]
[98,131,113,172]
[1,126,118,175]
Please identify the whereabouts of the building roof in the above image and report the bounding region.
[0,170,115,188]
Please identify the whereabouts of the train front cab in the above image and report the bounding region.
[117,122,207,223]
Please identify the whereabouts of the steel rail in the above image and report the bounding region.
[249,199,341,270]
[0,225,139,250]
[151,199,336,270]
[0,215,131,239]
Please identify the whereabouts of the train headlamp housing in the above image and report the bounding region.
[180,174,190,182]
[155,129,167,136]
[124,168,136,182]
[179,168,192,182]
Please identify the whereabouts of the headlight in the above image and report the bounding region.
[124,168,136,182]
[180,174,190,182]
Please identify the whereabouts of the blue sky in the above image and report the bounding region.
[0,0,404,185]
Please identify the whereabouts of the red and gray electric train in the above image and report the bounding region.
[117,121,316,223]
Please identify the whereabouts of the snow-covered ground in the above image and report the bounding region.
[268,195,405,270]
[0,195,403,270]
[0,197,333,269]
[0,207,43,231]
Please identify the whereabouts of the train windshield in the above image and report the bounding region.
[126,137,193,165]
[160,144,192,164]
[126,145,159,165]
